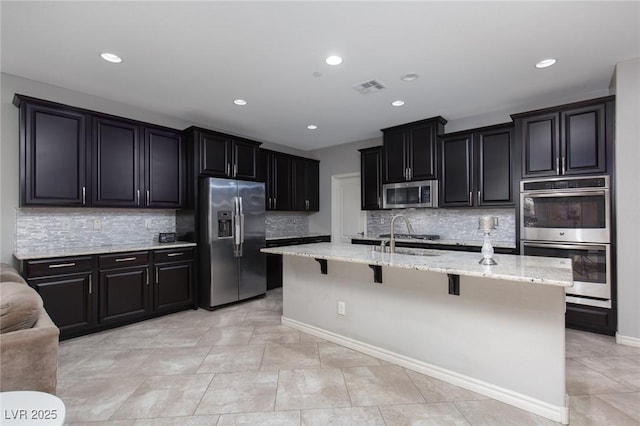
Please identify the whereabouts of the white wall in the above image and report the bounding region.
[0,73,303,265]
[307,137,382,234]
[613,58,640,342]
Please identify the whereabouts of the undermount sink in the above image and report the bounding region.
[372,246,441,257]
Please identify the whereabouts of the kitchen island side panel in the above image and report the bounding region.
[282,255,566,413]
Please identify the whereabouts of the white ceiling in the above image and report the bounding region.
[2,1,639,151]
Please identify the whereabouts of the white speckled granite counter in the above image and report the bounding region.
[266,233,330,241]
[352,237,516,249]
[262,242,572,287]
[14,241,197,260]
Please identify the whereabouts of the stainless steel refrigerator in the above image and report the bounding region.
[199,177,266,309]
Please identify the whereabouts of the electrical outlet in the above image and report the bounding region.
[61,218,71,230]
[93,219,102,230]
[337,301,346,316]
[145,219,152,229]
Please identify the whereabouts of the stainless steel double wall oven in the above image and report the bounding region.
[520,176,612,308]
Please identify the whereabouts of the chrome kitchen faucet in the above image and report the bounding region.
[389,214,414,253]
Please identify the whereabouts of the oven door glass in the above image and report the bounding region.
[522,242,610,300]
[521,191,609,242]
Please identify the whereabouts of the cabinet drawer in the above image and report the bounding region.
[25,256,93,278]
[154,248,194,263]
[99,251,149,269]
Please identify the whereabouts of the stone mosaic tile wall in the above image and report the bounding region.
[366,208,516,243]
[265,212,309,238]
[15,208,176,250]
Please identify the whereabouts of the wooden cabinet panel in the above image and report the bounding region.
[99,266,150,325]
[382,116,446,184]
[383,130,407,183]
[562,103,606,175]
[154,262,193,312]
[29,272,95,336]
[92,116,141,207]
[514,96,613,178]
[476,126,514,206]
[200,132,231,176]
[440,124,514,208]
[409,124,438,181]
[292,158,319,211]
[272,154,292,210]
[234,140,259,180]
[360,146,383,210]
[20,100,88,206]
[441,134,473,207]
[145,127,184,207]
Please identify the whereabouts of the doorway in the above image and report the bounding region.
[331,173,366,243]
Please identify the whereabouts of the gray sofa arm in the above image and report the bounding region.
[0,309,59,394]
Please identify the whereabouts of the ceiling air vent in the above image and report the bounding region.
[352,79,386,95]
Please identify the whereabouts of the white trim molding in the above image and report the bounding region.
[282,317,570,425]
[616,333,640,348]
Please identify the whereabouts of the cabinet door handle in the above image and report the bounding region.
[88,274,92,295]
[405,168,409,180]
[82,186,86,205]
[409,168,412,180]
[274,198,277,209]
[226,163,231,176]
[167,252,183,257]
[561,157,566,175]
[137,189,140,206]
[378,196,381,207]
[146,268,149,286]
[469,192,472,205]
[268,198,272,209]
[305,200,309,210]
[556,157,560,175]
[477,191,481,205]
[155,267,159,284]
[233,163,238,177]
[115,257,137,262]
[146,190,150,206]
[48,262,75,269]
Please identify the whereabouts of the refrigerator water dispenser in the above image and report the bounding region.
[218,211,233,237]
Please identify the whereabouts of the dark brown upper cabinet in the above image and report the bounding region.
[440,123,514,208]
[292,157,319,212]
[382,116,447,184]
[512,96,614,178]
[91,116,142,207]
[186,127,260,181]
[15,95,185,209]
[16,97,89,206]
[144,127,185,208]
[259,149,319,212]
[359,146,383,210]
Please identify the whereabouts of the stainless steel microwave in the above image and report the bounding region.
[382,180,438,209]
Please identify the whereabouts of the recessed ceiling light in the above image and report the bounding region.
[100,52,122,63]
[391,100,405,107]
[325,55,343,66]
[233,99,247,106]
[535,58,557,69]
[401,73,419,82]
[307,125,318,130]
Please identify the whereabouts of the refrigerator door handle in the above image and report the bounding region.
[239,197,245,244]
[233,197,241,248]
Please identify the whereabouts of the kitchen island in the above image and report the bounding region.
[261,242,572,424]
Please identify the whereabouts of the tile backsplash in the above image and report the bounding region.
[15,208,176,250]
[366,208,516,243]
[265,212,309,238]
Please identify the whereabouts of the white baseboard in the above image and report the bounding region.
[616,333,640,348]
[283,316,569,425]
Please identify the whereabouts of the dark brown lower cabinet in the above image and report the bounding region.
[22,248,195,340]
[566,303,616,336]
[99,266,150,325]
[28,272,95,336]
[154,248,194,312]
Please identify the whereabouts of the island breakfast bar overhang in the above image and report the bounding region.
[261,243,573,424]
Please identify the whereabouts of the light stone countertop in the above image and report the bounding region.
[352,236,516,249]
[262,242,572,287]
[14,241,197,260]
[266,233,330,241]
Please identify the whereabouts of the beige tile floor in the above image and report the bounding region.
[58,288,640,425]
